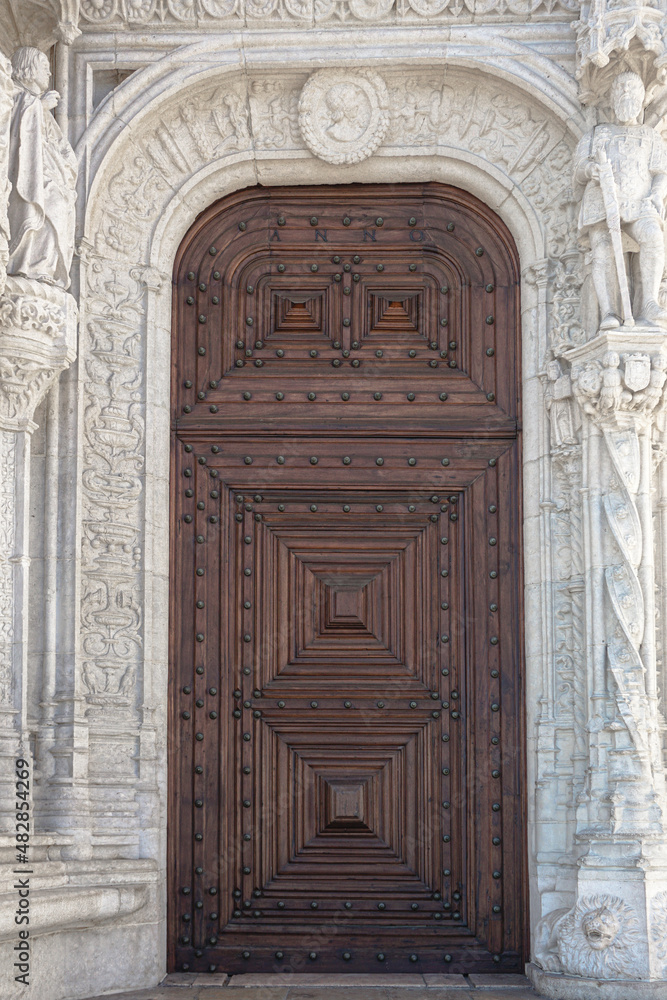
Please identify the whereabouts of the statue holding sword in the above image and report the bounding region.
[573,71,667,331]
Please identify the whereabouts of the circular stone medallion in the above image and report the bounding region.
[298,69,390,165]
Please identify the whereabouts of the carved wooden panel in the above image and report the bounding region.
[169,184,525,975]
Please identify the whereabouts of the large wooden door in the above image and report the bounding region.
[169,183,525,975]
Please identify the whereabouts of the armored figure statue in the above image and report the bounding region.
[7,47,77,289]
[573,71,667,331]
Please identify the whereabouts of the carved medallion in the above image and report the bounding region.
[298,69,389,165]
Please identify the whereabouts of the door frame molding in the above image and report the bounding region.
[77,51,579,986]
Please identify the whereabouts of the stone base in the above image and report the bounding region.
[527,963,667,999]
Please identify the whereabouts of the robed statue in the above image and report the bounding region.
[573,71,667,331]
[7,47,77,289]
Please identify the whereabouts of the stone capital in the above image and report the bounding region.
[564,330,667,432]
[0,276,77,431]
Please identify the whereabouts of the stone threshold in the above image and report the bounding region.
[81,972,541,1000]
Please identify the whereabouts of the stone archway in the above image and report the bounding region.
[61,47,586,998]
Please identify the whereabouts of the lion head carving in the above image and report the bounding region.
[556,895,641,979]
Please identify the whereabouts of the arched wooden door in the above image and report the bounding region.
[169,183,525,975]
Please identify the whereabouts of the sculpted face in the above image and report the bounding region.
[611,72,645,125]
[34,53,51,93]
[581,907,621,951]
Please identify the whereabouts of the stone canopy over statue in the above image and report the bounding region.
[573,71,667,331]
[6,47,77,289]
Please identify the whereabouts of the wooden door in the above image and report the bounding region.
[169,183,525,975]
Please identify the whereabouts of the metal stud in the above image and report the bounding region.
[344,700,352,708]
[475,247,484,256]
[310,504,318,512]
[341,392,350,401]
[310,700,318,708]
[343,952,352,961]
[310,456,318,465]
[277,216,286,226]
[277,264,285,272]
[374,392,382,400]
[376,457,384,466]
[491,669,499,678]
[310,217,318,226]
[343,456,351,465]
[343,505,350,512]
[408,457,416,466]
[407,393,415,401]
[490,570,498,579]
[409,349,416,357]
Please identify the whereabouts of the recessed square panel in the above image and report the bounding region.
[256,519,438,688]
[253,719,440,899]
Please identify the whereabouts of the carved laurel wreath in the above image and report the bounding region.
[298,68,390,165]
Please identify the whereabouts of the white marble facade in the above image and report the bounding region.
[1,2,667,999]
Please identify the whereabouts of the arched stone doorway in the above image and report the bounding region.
[168,182,525,974]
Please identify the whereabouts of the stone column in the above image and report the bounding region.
[0,276,77,834]
[530,333,667,996]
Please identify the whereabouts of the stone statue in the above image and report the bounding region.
[544,359,578,451]
[7,47,77,289]
[573,71,667,331]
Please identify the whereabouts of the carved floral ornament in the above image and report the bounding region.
[77,0,579,24]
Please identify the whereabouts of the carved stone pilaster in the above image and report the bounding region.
[531,330,667,995]
[0,276,76,834]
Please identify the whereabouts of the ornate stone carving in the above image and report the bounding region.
[651,890,667,977]
[535,895,643,979]
[0,276,76,428]
[575,0,667,106]
[0,274,76,837]
[76,0,578,24]
[7,47,78,289]
[573,71,667,332]
[298,69,389,165]
[0,52,12,291]
[545,359,579,454]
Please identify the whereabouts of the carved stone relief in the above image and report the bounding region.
[77,0,578,26]
[298,69,390,165]
[535,894,643,980]
[78,67,577,856]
